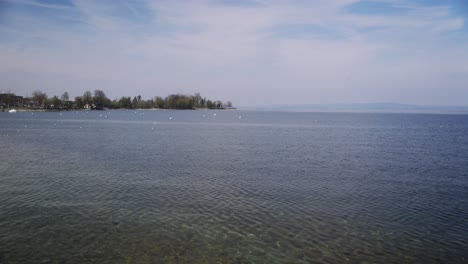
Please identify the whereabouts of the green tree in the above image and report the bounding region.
[0,93,17,107]
[118,96,132,109]
[136,99,152,109]
[43,98,51,109]
[164,94,196,109]
[74,96,84,109]
[93,90,108,109]
[51,96,62,109]
[154,96,165,108]
[206,100,214,109]
[109,99,119,109]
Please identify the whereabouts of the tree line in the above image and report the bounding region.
[12,90,233,110]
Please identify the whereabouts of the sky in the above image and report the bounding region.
[0,0,467,107]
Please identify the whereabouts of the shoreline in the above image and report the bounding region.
[2,107,238,112]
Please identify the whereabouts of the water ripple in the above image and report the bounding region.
[1,111,467,263]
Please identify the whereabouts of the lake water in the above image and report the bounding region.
[1,110,467,263]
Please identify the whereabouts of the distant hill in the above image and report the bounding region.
[241,103,468,114]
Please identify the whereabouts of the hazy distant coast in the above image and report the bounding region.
[242,103,468,114]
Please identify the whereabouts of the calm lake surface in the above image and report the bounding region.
[1,110,467,263]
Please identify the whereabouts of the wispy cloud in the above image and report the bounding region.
[0,0,467,105]
[3,0,72,10]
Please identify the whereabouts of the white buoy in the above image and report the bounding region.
[169,116,172,120]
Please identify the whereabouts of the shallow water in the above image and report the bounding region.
[1,110,467,263]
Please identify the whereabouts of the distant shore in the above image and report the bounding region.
[2,107,237,112]
[1,91,234,111]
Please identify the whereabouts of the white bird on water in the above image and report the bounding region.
[169,116,173,120]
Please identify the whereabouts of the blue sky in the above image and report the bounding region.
[0,0,467,106]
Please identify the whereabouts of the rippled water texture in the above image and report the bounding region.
[1,110,467,263]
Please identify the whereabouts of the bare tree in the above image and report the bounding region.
[93,90,107,108]
[61,92,69,102]
[83,91,92,104]
[32,90,48,107]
